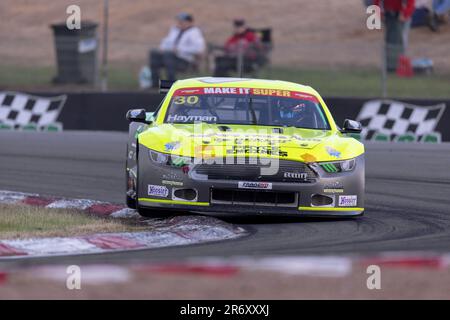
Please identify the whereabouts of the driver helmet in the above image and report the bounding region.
[280,103,307,119]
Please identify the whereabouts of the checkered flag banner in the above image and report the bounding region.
[0,91,66,130]
[356,100,446,141]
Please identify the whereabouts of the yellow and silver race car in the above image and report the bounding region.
[125,77,364,217]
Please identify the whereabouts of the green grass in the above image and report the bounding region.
[0,204,145,239]
[0,65,55,89]
[1,64,449,98]
[257,67,450,99]
[0,64,139,91]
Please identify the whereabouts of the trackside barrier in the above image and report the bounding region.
[0,92,448,142]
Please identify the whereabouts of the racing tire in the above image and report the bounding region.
[136,206,175,218]
[126,194,136,209]
[125,144,137,209]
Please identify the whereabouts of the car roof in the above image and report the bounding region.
[171,77,320,96]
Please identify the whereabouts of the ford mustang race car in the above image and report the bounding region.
[125,77,364,217]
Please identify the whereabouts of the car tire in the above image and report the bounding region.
[136,206,173,218]
[126,194,136,209]
[125,144,137,209]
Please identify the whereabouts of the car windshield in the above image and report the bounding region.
[164,87,330,130]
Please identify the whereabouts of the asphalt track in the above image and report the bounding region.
[1,131,450,267]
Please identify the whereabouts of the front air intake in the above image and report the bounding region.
[173,188,197,201]
[211,189,298,208]
[311,194,334,206]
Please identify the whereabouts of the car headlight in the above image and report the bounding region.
[319,158,356,173]
[149,150,169,164]
[149,150,191,167]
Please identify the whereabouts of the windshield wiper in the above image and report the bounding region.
[247,97,258,125]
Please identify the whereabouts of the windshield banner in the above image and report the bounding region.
[173,87,319,102]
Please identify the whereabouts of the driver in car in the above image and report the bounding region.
[279,102,314,127]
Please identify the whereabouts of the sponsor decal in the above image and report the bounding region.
[324,188,344,194]
[323,182,344,194]
[195,145,216,159]
[204,87,250,95]
[164,141,181,152]
[338,195,357,207]
[227,146,288,157]
[174,88,203,95]
[162,180,183,187]
[181,166,190,174]
[356,100,446,143]
[238,181,272,190]
[171,156,191,168]
[167,114,218,123]
[173,87,319,102]
[293,135,321,142]
[283,172,308,180]
[300,153,317,162]
[325,146,341,158]
[162,172,184,181]
[214,134,289,144]
[148,185,169,197]
[321,163,339,173]
[0,91,66,131]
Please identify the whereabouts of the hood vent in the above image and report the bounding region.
[272,128,283,134]
[218,125,231,132]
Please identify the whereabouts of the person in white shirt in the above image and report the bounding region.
[150,13,206,88]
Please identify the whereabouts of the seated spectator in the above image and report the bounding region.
[412,0,448,31]
[213,19,262,77]
[149,13,205,88]
[413,0,432,26]
[433,0,450,16]
[431,0,450,29]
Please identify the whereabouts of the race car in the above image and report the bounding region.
[125,77,364,217]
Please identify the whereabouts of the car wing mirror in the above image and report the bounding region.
[126,109,152,124]
[341,119,362,134]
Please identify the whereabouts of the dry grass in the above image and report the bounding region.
[1,0,449,70]
[0,204,145,239]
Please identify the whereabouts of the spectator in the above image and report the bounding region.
[149,13,205,88]
[412,0,449,31]
[431,0,450,30]
[413,0,433,29]
[213,19,261,77]
[375,0,415,71]
[433,0,450,16]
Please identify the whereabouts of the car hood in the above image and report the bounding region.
[138,123,364,162]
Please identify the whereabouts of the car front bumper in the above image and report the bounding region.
[136,146,365,217]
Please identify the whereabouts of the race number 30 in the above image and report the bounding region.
[174,96,199,105]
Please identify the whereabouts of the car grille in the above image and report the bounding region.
[211,188,298,208]
[193,159,316,183]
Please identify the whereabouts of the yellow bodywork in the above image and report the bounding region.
[138,77,364,163]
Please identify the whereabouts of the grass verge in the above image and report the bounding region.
[1,64,449,98]
[0,204,145,240]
